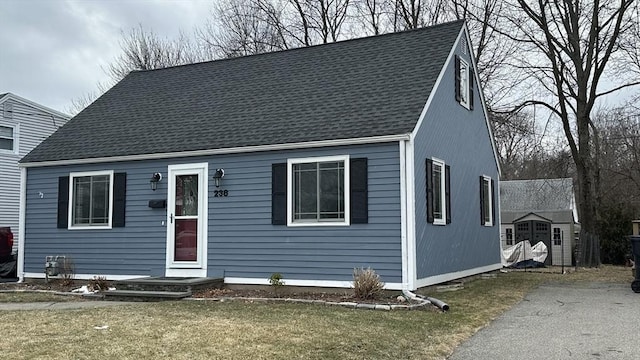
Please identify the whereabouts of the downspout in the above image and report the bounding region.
[17,166,26,282]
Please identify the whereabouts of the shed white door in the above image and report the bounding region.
[166,163,208,277]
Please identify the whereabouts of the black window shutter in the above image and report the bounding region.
[57,176,69,229]
[350,158,368,224]
[271,163,287,225]
[479,176,485,225]
[426,159,434,223]
[469,69,475,110]
[491,178,496,226]
[454,55,461,102]
[112,173,126,227]
[445,164,451,224]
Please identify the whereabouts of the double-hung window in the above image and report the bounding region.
[69,171,114,228]
[287,155,350,226]
[0,125,15,153]
[480,175,493,226]
[426,158,450,225]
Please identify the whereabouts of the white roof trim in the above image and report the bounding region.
[20,133,410,168]
[0,92,70,120]
[411,23,501,176]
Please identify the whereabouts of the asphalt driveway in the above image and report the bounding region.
[449,282,640,360]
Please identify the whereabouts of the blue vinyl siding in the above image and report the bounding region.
[413,35,501,279]
[24,143,402,283]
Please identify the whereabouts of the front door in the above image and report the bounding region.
[166,163,208,277]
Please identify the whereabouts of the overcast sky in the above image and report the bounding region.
[1,0,212,115]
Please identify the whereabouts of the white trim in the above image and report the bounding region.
[165,162,209,277]
[17,167,26,282]
[405,140,417,290]
[414,263,502,289]
[67,170,114,230]
[399,141,409,290]
[0,93,70,120]
[224,277,404,290]
[23,272,145,281]
[286,155,350,227]
[481,175,493,227]
[410,25,501,177]
[431,158,447,226]
[20,134,410,168]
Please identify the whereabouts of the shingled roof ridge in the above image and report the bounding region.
[130,19,466,74]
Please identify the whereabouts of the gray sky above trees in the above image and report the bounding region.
[0,0,211,114]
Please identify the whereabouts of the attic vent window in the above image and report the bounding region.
[460,37,468,55]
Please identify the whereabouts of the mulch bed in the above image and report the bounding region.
[0,280,413,305]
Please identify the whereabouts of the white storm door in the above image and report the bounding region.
[166,163,208,277]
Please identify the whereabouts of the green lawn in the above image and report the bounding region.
[0,266,633,360]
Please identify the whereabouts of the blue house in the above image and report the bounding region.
[18,20,501,290]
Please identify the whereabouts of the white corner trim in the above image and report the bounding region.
[405,140,417,290]
[23,273,146,281]
[224,277,404,291]
[20,134,411,168]
[414,263,502,289]
[17,167,26,282]
[399,141,409,290]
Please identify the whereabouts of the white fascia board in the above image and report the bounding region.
[225,277,404,291]
[410,24,501,176]
[414,263,502,289]
[20,134,410,168]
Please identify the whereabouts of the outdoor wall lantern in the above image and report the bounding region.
[212,168,225,187]
[150,172,162,191]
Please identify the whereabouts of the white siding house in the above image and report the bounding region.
[0,93,69,253]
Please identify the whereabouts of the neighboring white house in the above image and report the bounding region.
[0,93,69,253]
[500,178,579,266]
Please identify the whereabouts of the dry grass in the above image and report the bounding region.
[0,265,633,360]
[0,291,83,303]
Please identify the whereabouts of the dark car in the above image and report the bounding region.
[0,227,16,278]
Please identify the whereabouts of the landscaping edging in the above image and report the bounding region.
[185,296,433,310]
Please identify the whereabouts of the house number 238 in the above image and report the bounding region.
[214,190,229,197]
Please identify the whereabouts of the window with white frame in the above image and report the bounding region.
[0,125,15,152]
[480,175,493,226]
[288,155,349,225]
[69,171,114,228]
[426,158,449,225]
[553,227,562,245]
[505,228,513,245]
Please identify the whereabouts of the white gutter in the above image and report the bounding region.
[20,134,411,168]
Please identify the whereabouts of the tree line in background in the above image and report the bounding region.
[72,0,640,266]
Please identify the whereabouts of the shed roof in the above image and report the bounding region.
[21,20,465,164]
[500,178,577,223]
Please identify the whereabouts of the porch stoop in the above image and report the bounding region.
[102,277,223,302]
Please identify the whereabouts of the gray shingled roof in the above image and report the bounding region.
[21,20,464,163]
[500,178,575,212]
[501,211,574,224]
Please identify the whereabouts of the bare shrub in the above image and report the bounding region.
[89,276,111,292]
[59,257,75,286]
[352,267,385,300]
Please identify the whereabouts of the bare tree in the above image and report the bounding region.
[502,0,640,266]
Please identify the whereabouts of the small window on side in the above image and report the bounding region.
[506,228,513,245]
[553,228,562,245]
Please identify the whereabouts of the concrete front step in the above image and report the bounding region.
[114,277,223,293]
[103,289,192,302]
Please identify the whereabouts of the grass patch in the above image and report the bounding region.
[0,265,633,359]
[0,292,83,303]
